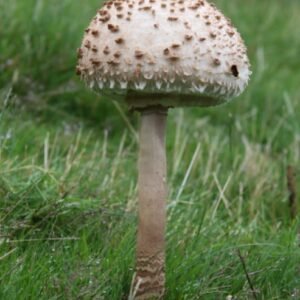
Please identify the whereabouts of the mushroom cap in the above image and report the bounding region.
[77,0,251,108]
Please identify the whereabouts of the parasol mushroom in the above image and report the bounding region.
[76,0,251,298]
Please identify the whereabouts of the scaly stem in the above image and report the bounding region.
[134,107,168,299]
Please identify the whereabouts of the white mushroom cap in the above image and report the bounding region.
[77,0,251,108]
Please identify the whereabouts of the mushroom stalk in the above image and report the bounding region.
[135,107,168,299]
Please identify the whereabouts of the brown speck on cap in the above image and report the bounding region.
[210,32,217,39]
[99,14,111,23]
[213,58,221,66]
[91,30,99,37]
[169,56,180,62]
[103,46,110,55]
[117,14,123,18]
[107,60,120,66]
[85,28,90,34]
[115,38,124,44]
[184,21,191,29]
[90,59,101,67]
[168,16,178,21]
[84,40,91,49]
[154,23,159,29]
[107,24,119,32]
[92,45,98,53]
[171,44,181,49]
[77,48,83,59]
[185,34,193,41]
[99,9,108,16]
[140,6,151,11]
[163,48,170,55]
[135,50,144,59]
[114,51,121,58]
[161,3,166,8]
[227,30,235,37]
[76,66,82,76]
[199,37,206,42]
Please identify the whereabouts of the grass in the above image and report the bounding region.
[0,0,300,299]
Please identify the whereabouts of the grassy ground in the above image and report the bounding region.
[0,0,300,299]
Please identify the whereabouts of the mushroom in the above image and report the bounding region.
[76,0,251,299]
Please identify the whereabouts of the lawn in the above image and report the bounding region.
[0,0,299,299]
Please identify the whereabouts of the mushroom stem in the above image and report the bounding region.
[135,107,168,299]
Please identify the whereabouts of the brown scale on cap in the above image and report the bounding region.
[227,30,235,37]
[76,66,82,76]
[98,9,108,16]
[114,51,121,58]
[213,58,221,66]
[163,48,170,55]
[85,28,90,34]
[107,24,120,32]
[180,7,185,12]
[117,14,123,18]
[161,3,166,8]
[154,23,159,29]
[99,13,111,22]
[103,46,110,55]
[185,34,193,41]
[84,40,91,49]
[91,30,100,37]
[199,37,206,42]
[115,37,124,44]
[92,45,98,53]
[107,59,120,66]
[90,59,101,67]
[184,21,191,29]
[139,6,151,11]
[169,8,175,13]
[169,56,180,62]
[135,50,144,59]
[77,48,83,59]
[168,16,178,21]
[210,32,217,39]
[171,43,181,49]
